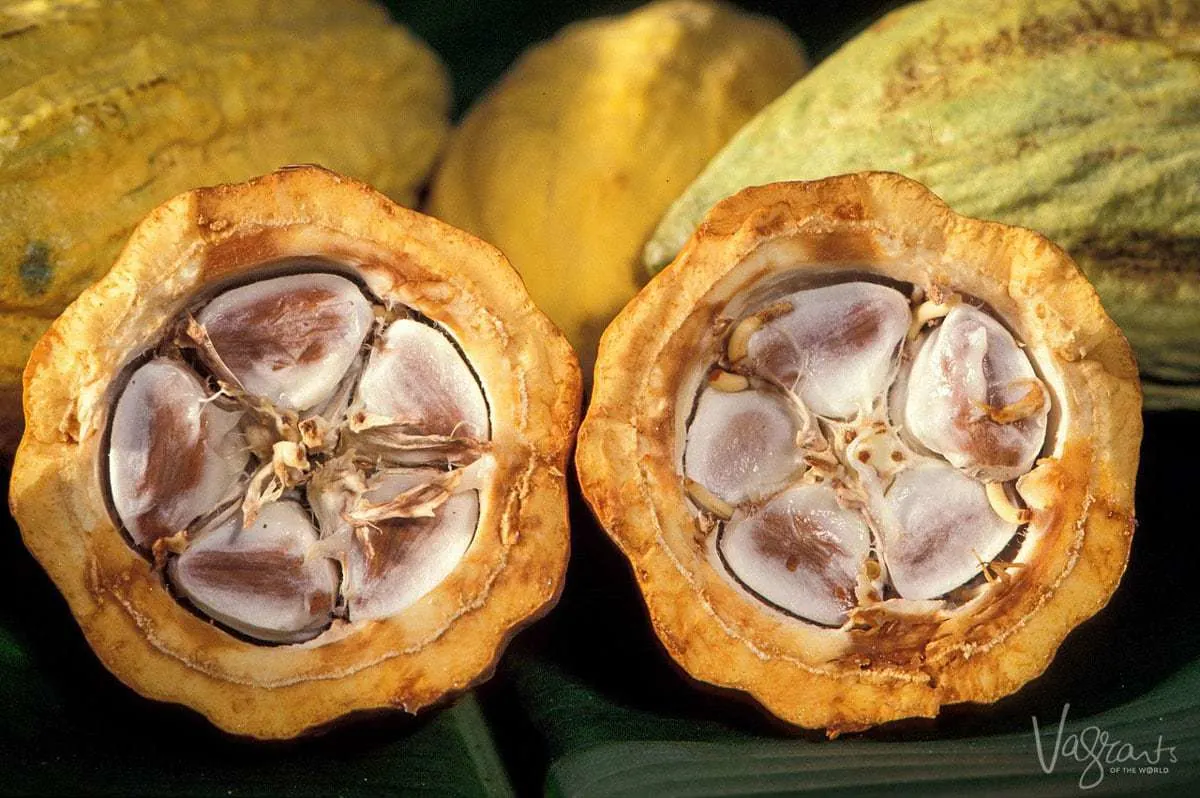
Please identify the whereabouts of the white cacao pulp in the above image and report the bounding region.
[718,485,871,626]
[684,388,803,505]
[106,270,490,643]
[170,501,339,644]
[738,282,910,419]
[896,304,1049,481]
[683,280,1049,625]
[195,273,375,412]
[108,359,247,548]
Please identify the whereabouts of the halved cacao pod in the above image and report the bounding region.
[578,173,1141,732]
[9,166,580,738]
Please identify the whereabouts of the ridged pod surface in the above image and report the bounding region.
[647,0,1199,409]
[428,0,806,378]
[581,173,1141,732]
[9,167,580,738]
[0,0,451,451]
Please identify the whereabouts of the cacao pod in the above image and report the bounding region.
[0,0,451,452]
[583,173,1141,731]
[9,166,580,737]
[646,0,1200,410]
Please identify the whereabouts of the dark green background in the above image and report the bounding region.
[4,2,1198,796]
[392,1,903,118]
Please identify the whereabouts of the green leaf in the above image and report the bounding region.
[492,411,1200,796]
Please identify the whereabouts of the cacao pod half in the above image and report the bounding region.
[0,0,451,452]
[647,0,1200,410]
[9,166,580,737]
[582,172,1141,732]
[428,0,806,380]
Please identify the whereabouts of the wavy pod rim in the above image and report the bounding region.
[577,172,1141,732]
[8,165,581,739]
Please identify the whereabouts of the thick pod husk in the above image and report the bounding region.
[0,0,450,452]
[9,167,580,738]
[646,0,1199,409]
[582,173,1141,732]
[428,0,805,379]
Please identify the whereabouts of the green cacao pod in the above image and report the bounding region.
[0,0,450,452]
[646,0,1200,409]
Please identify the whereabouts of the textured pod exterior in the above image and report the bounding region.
[428,0,805,379]
[0,0,390,97]
[0,0,450,452]
[9,167,580,738]
[647,0,1199,409]
[581,173,1141,732]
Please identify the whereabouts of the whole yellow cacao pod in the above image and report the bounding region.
[0,0,450,452]
[646,0,1200,410]
[428,0,806,378]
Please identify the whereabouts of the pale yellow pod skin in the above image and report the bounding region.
[428,0,806,379]
[647,0,1200,409]
[0,0,451,452]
